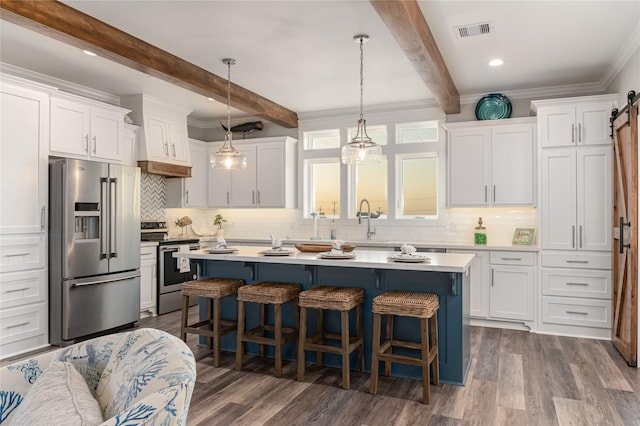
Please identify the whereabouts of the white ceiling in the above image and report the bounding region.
[1,1,638,124]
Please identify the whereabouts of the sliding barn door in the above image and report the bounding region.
[612,103,638,366]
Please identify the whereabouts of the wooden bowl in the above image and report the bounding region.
[295,243,356,253]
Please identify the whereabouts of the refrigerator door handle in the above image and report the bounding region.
[70,272,141,288]
[100,177,109,259]
[110,177,118,258]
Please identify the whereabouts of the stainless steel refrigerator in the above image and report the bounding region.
[49,158,141,345]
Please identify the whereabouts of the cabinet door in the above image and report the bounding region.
[448,128,490,206]
[230,147,257,207]
[577,147,612,251]
[541,149,577,250]
[1,83,49,235]
[50,97,90,156]
[256,143,285,207]
[140,257,156,315]
[145,116,169,160]
[491,125,534,205]
[207,144,232,207]
[450,250,489,318]
[184,142,207,207]
[90,107,122,161]
[490,265,534,321]
[539,105,576,148]
[577,103,613,146]
[167,121,189,163]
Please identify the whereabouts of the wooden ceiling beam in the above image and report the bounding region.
[370,0,460,114]
[0,0,299,128]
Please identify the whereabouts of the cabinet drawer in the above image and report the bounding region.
[0,235,46,273]
[0,269,46,309]
[490,251,536,266]
[542,296,611,329]
[140,246,157,258]
[542,268,610,299]
[0,302,47,346]
[541,252,611,269]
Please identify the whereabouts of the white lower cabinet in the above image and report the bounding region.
[449,250,489,318]
[140,245,157,317]
[539,251,611,338]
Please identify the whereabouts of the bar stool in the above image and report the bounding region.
[235,281,301,377]
[180,277,245,367]
[297,286,364,390]
[370,291,439,404]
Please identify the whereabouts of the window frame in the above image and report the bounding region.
[395,152,439,219]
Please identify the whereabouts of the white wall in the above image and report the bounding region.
[606,46,640,106]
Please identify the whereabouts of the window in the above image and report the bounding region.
[397,121,438,144]
[304,129,340,150]
[353,158,387,218]
[398,155,438,217]
[306,159,340,217]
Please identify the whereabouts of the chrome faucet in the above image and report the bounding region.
[358,198,376,240]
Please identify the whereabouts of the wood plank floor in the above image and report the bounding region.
[4,307,639,425]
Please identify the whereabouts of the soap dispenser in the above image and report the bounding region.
[474,217,487,245]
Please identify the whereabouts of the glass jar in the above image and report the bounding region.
[474,217,487,245]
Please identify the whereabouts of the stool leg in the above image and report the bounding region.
[180,295,189,342]
[341,309,350,390]
[370,312,382,395]
[384,314,393,376]
[235,300,245,371]
[317,308,324,367]
[207,298,214,350]
[420,317,431,404]
[259,303,266,358]
[431,313,440,385]
[297,306,307,382]
[356,304,364,372]
[274,303,283,378]
[213,297,221,367]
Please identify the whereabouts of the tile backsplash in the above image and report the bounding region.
[140,173,166,221]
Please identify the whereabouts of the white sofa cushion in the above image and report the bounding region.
[9,361,103,426]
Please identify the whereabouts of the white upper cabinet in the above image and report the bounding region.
[533,95,617,148]
[446,118,535,207]
[1,77,51,235]
[50,92,128,162]
[120,94,192,169]
[207,137,297,208]
[166,139,208,208]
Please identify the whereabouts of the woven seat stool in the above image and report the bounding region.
[370,291,439,404]
[235,281,301,377]
[297,286,364,390]
[180,277,244,367]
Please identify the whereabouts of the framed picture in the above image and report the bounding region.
[512,228,536,245]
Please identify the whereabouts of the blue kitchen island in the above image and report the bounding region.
[175,247,473,385]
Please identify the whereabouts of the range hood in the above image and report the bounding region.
[121,94,193,178]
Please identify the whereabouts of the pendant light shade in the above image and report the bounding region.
[211,58,247,170]
[341,34,382,165]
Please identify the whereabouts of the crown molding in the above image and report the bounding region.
[0,62,121,105]
[297,99,441,121]
[600,21,640,89]
[460,82,606,105]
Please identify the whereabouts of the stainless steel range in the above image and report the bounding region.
[141,221,199,315]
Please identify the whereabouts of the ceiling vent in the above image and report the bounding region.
[454,22,494,39]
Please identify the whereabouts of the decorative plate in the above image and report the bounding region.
[207,248,238,254]
[318,252,355,259]
[259,249,294,256]
[475,93,512,120]
[389,254,430,263]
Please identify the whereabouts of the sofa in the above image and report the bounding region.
[0,328,196,425]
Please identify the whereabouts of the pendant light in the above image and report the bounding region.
[341,34,382,165]
[211,58,247,169]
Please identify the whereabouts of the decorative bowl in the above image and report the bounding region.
[295,243,355,253]
[475,93,512,120]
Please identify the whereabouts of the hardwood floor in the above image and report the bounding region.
[3,308,639,425]
[138,309,640,426]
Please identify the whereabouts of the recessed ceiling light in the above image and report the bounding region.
[489,59,503,67]
[207,98,215,102]
[83,50,97,57]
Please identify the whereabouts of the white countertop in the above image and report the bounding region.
[198,237,538,252]
[175,246,474,273]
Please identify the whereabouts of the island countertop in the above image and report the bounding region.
[174,246,474,273]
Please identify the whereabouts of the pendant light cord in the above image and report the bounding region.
[359,37,364,121]
[226,59,232,141]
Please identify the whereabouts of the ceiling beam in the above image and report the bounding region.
[0,0,299,128]
[370,0,460,114]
